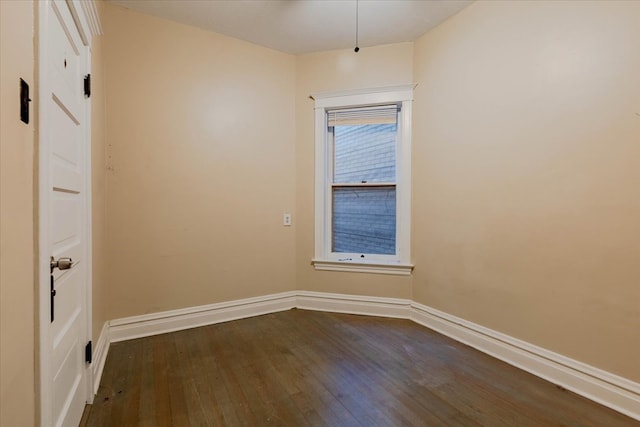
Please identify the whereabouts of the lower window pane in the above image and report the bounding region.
[332,186,396,255]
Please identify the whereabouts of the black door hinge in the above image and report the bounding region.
[85,340,92,364]
[84,74,91,98]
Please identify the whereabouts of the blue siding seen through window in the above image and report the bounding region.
[333,187,396,254]
[334,124,396,183]
[332,123,397,255]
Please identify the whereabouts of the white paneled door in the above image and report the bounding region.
[39,1,92,426]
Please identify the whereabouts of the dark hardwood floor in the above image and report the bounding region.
[83,309,638,426]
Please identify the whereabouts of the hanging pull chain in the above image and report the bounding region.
[354,0,360,53]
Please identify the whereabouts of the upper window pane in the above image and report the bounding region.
[333,123,397,184]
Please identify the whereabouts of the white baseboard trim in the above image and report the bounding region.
[94,290,639,421]
[410,302,640,421]
[109,291,297,343]
[296,291,412,319]
[91,321,110,396]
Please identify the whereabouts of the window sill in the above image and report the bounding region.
[311,259,414,276]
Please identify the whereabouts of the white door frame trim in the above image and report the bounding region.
[37,1,99,425]
[37,3,53,423]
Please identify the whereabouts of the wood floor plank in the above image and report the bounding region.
[85,309,639,427]
[137,338,157,427]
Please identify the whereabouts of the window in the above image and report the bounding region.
[312,85,414,275]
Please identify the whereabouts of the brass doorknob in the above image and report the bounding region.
[50,256,73,272]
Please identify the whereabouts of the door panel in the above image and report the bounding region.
[51,97,82,193]
[51,269,81,343]
[52,328,84,427]
[49,2,82,122]
[52,196,80,251]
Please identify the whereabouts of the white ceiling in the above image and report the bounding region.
[107,0,473,55]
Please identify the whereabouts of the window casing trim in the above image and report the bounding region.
[312,85,415,275]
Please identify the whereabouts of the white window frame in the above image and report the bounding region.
[311,85,415,276]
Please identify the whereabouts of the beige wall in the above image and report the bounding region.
[91,1,108,341]
[412,0,640,382]
[0,1,36,425]
[2,2,637,421]
[102,4,297,319]
[295,44,414,299]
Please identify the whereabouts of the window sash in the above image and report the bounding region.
[331,184,397,256]
[327,123,400,184]
[327,112,399,259]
